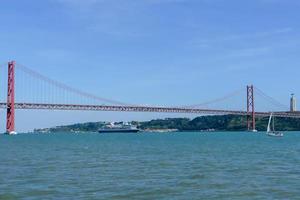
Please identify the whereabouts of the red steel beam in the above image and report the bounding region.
[6,61,16,134]
[0,102,299,118]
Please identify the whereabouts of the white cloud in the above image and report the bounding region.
[258,0,300,5]
[55,0,187,8]
[225,47,271,58]
[191,28,294,48]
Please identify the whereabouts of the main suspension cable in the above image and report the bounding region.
[16,63,135,106]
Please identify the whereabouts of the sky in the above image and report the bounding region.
[0,0,299,132]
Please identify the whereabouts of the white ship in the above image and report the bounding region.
[98,122,139,133]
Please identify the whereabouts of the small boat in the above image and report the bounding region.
[6,131,18,135]
[266,113,283,137]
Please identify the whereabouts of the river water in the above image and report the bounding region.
[1,132,300,199]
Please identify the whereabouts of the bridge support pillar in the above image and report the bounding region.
[6,61,16,134]
[247,85,256,132]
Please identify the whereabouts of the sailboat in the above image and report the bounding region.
[267,113,283,137]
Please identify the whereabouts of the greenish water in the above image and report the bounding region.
[1,132,300,200]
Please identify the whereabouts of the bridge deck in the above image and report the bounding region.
[0,103,299,118]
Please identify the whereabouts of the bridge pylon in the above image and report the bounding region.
[6,61,16,135]
[247,85,256,132]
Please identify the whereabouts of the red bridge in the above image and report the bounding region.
[2,61,299,134]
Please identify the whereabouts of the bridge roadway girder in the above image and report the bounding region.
[0,103,299,119]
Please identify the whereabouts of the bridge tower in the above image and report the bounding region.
[6,61,16,134]
[247,85,256,132]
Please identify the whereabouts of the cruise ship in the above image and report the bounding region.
[98,122,140,133]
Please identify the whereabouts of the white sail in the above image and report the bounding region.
[266,113,283,137]
[267,113,273,133]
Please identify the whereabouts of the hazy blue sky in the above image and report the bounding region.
[0,0,299,131]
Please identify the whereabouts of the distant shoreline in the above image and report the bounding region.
[33,115,300,133]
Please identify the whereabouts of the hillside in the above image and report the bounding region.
[34,115,300,133]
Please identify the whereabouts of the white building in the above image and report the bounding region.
[290,94,296,112]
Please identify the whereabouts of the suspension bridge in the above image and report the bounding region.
[1,61,299,134]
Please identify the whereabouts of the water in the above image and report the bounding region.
[1,132,300,200]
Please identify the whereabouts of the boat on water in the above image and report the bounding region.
[267,113,283,137]
[6,131,18,135]
[98,122,140,133]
